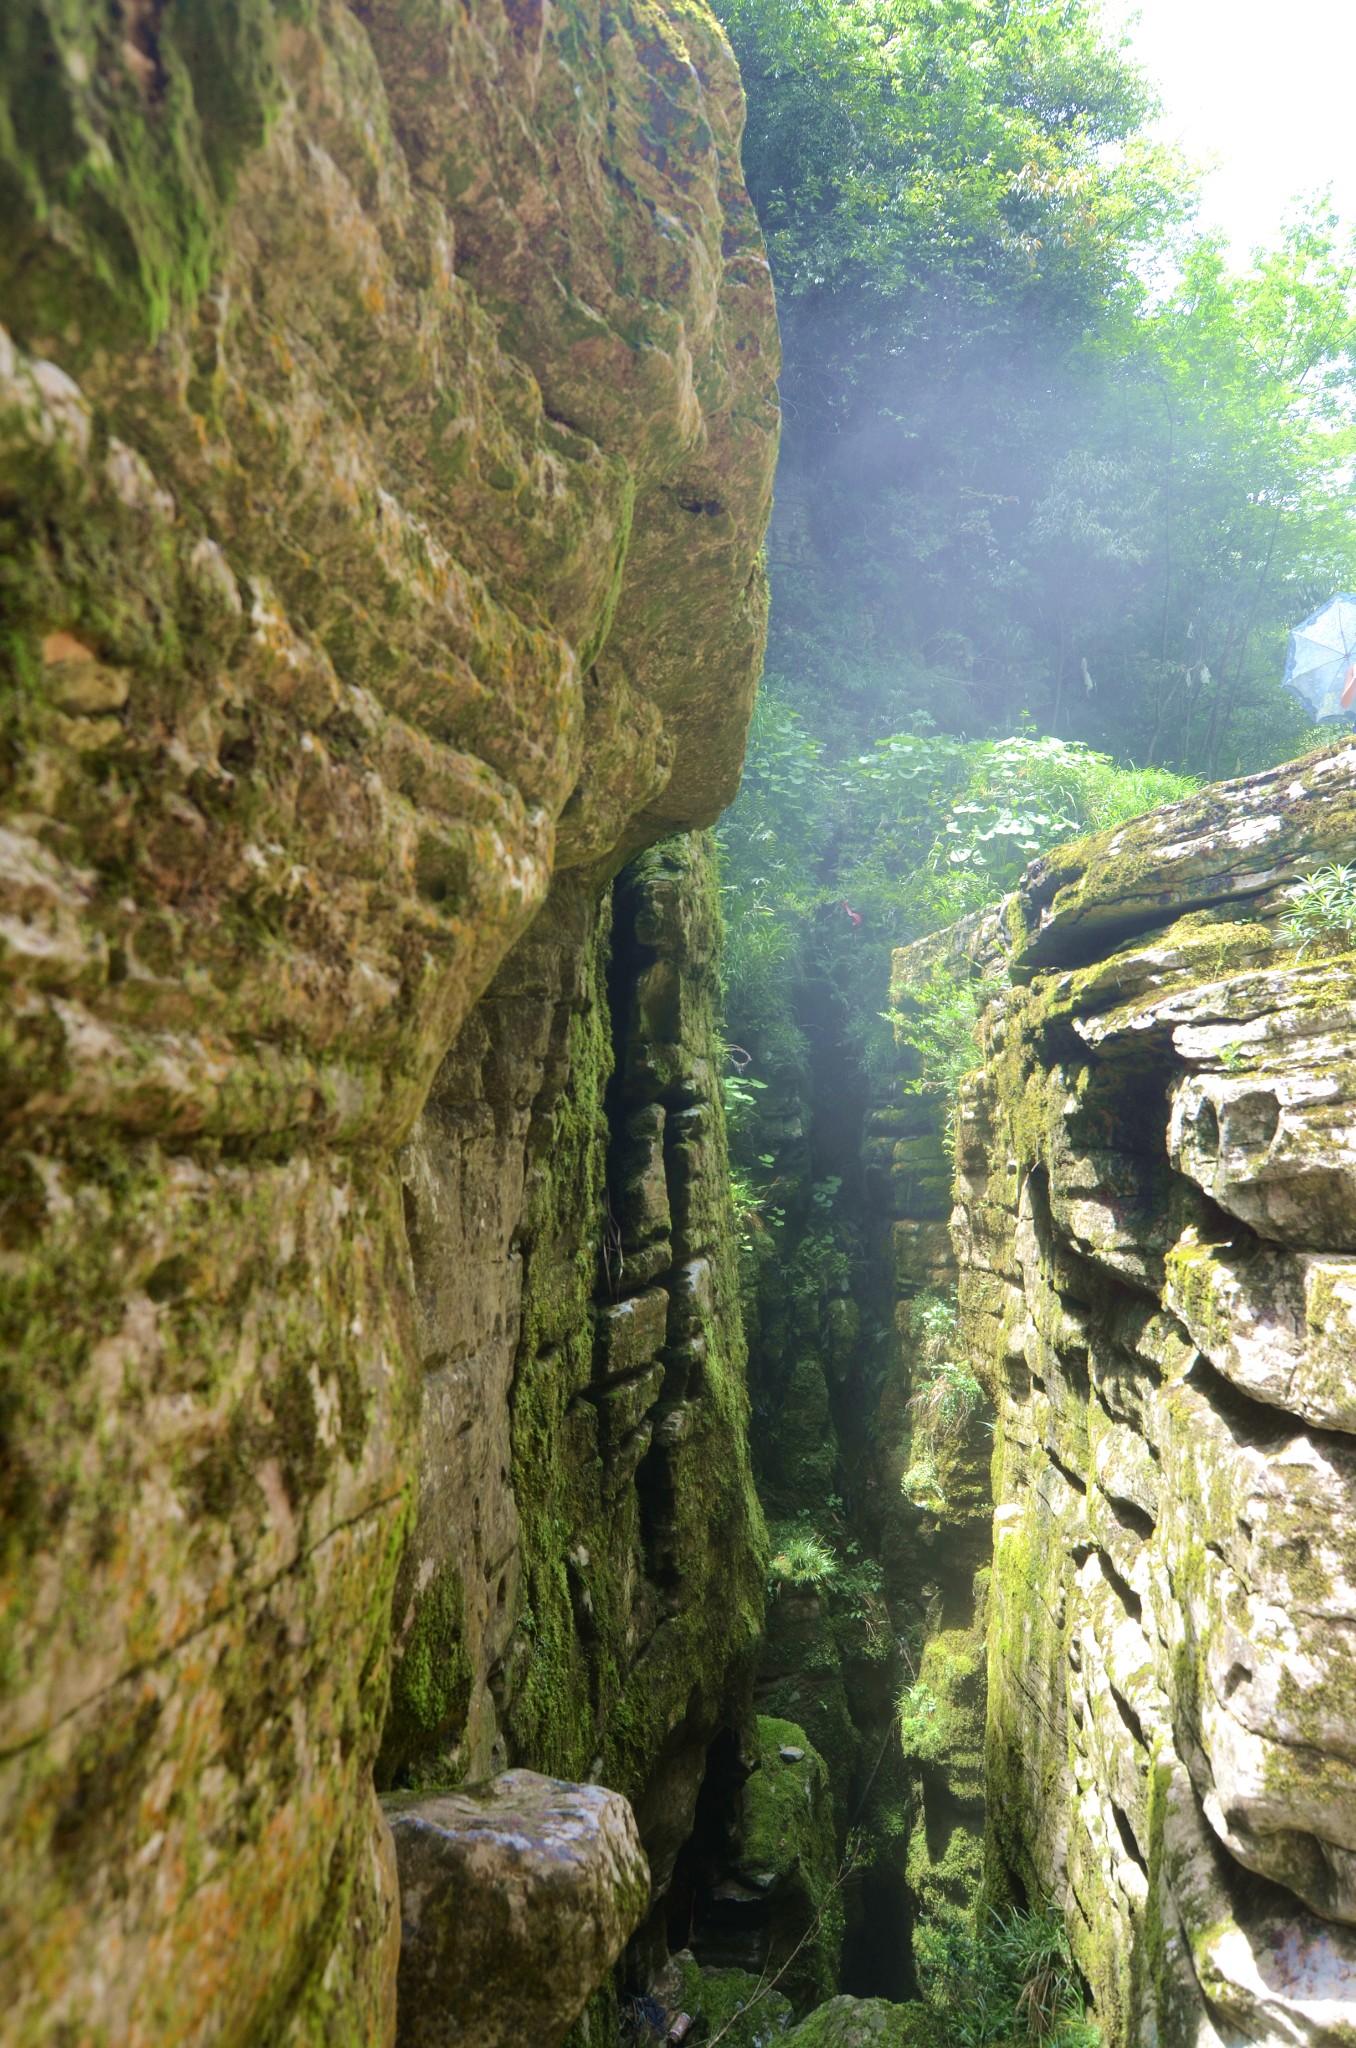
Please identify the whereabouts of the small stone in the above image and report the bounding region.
[41,631,131,713]
[778,1745,806,1763]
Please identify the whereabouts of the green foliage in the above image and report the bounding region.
[925,1909,1100,2048]
[716,0,1356,778]
[909,1360,983,1446]
[723,1069,771,1138]
[1283,861,1356,956]
[718,704,1193,1135]
[897,1681,939,1755]
[900,1290,985,1513]
[771,1531,840,1588]
[905,1290,983,1445]
[833,730,1197,930]
[907,1290,959,1348]
[889,973,986,1105]
[717,0,1174,338]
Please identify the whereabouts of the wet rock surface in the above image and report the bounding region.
[385,1769,650,2047]
[894,737,1356,2045]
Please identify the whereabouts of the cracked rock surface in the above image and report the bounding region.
[0,2,775,2040]
[894,738,1356,2046]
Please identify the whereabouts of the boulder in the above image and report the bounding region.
[386,1770,650,2047]
[783,1998,939,2047]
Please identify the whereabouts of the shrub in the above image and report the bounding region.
[769,1532,839,1588]
[1283,861,1356,956]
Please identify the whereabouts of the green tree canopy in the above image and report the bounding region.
[714,0,1356,776]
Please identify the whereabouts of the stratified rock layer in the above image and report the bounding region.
[385,834,768,1997]
[385,1770,650,2048]
[894,739,1356,2047]
[0,4,776,2041]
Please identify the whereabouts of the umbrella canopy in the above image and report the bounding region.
[1283,595,1356,721]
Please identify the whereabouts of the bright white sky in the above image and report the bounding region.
[1106,0,1356,258]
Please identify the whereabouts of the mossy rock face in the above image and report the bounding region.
[759,1585,861,1829]
[387,835,767,2016]
[734,1717,843,2012]
[898,742,1356,2045]
[658,1954,795,2048]
[782,1997,943,2048]
[0,0,776,2039]
[1007,738,1356,971]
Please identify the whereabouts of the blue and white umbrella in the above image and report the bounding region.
[1283,594,1356,722]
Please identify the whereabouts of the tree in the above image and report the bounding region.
[714,0,1356,775]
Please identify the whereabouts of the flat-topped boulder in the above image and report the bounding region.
[1008,736,1356,971]
[385,1770,650,2047]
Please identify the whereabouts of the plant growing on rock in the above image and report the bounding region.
[900,1292,987,1513]
[906,1293,984,1439]
[909,1359,984,1445]
[770,1532,840,1589]
[1283,860,1356,956]
[969,1909,1100,2048]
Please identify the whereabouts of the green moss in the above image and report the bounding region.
[742,1717,843,2012]
[669,1956,796,2048]
[504,905,616,1780]
[383,1561,475,1778]
[560,1978,621,2048]
[0,0,290,351]
[980,1507,1075,1919]
[764,1357,840,1507]
[784,1996,946,2047]
[501,839,766,1802]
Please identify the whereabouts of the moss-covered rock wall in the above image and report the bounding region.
[720,915,992,2004]
[0,3,776,2039]
[386,837,768,1990]
[865,942,994,1997]
[895,740,1356,2047]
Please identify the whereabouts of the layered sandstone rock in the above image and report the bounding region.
[893,738,1356,2046]
[0,4,776,2041]
[384,836,768,2001]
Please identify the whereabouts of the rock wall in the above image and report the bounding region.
[722,968,920,2000]
[862,983,990,1997]
[0,3,776,2041]
[386,837,768,2001]
[720,914,991,2003]
[894,741,1356,2046]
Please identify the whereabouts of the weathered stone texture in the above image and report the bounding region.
[871,954,994,1994]
[385,835,768,1999]
[0,4,776,2041]
[386,1769,650,2047]
[894,737,1356,2046]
